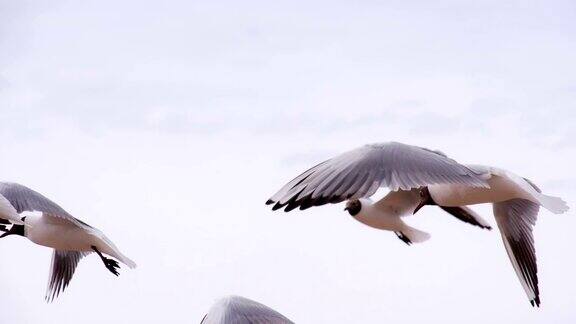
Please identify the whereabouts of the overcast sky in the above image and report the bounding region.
[1,0,575,322]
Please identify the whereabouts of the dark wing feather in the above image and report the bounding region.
[439,206,492,230]
[494,199,540,307]
[45,250,90,302]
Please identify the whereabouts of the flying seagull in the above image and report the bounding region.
[0,182,136,301]
[266,142,491,244]
[413,165,569,307]
[201,295,294,324]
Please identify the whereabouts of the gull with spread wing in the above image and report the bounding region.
[0,182,136,301]
[266,142,492,244]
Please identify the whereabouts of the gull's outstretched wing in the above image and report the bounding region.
[45,250,90,302]
[267,142,488,212]
[0,182,90,229]
[201,296,294,324]
[494,198,540,307]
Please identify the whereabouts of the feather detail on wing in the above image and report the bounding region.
[267,142,488,212]
[494,198,540,307]
[0,182,92,230]
[45,250,90,302]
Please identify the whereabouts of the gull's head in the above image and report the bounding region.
[413,187,434,214]
[344,199,362,217]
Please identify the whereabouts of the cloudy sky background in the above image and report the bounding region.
[1,0,575,322]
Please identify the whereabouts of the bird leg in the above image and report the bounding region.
[91,245,120,276]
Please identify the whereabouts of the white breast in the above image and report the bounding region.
[352,199,403,231]
[25,215,95,251]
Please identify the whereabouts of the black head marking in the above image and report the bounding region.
[344,199,362,216]
[0,224,25,238]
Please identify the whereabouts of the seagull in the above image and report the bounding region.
[266,142,492,244]
[413,165,569,307]
[0,182,136,301]
[201,295,294,324]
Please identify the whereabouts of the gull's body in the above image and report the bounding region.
[415,165,569,307]
[349,191,490,244]
[23,213,134,264]
[24,214,96,251]
[351,195,431,243]
[201,295,294,324]
[0,182,136,301]
[352,198,410,232]
[267,142,491,243]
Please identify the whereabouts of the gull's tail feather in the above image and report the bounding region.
[117,253,137,269]
[94,233,137,269]
[103,243,136,269]
[397,224,431,245]
[538,194,569,214]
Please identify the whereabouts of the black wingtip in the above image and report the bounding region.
[272,202,287,211]
[531,296,541,307]
[284,202,300,212]
[265,199,274,205]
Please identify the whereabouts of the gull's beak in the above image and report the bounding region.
[413,201,426,215]
[344,207,349,211]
